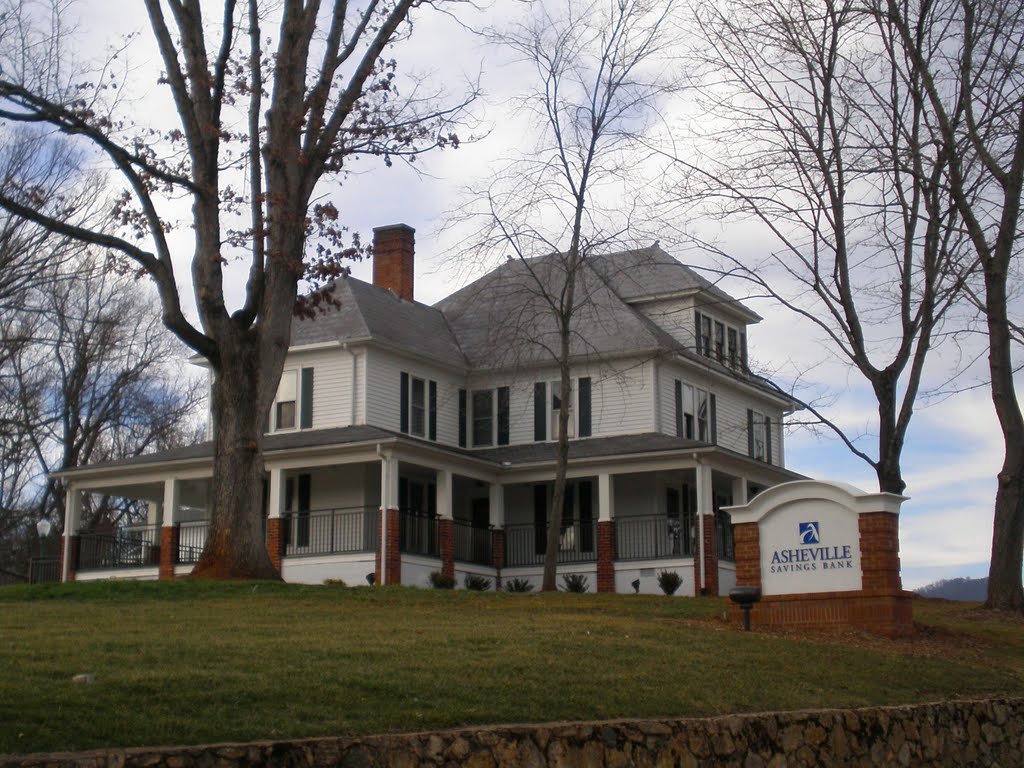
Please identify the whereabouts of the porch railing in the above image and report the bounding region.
[454,520,492,566]
[28,557,61,583]
[616,515,692,561]
[399,510,438,557]
[77,524,161,570]
[284,507,378,557]
[504,520,597,567]
[177,521,208,564]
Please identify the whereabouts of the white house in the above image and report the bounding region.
[55,224,801,595]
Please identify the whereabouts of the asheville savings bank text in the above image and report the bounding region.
[770,545,854,573]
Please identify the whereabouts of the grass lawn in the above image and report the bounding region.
[1,581,1022,755]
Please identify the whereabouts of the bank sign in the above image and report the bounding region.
[759,501,862,596]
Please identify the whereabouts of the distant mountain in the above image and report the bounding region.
[915,577,988,601]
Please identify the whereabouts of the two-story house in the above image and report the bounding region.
[55,224,801,594]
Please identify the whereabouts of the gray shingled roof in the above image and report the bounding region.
[434,253,686,368]
[291,276,467,368]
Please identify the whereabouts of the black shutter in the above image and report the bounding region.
[497,386,510,445]
[533,484,547,555]
[399,372,409,433]
[747,409,755,457]
[534,382,546,441]
[297,474,311,547]
[458,389,467,447]
[429,381,437,441]
[710,393,717,444]
[694,311,703,354]
[765,415,772,465]
[578,377,591,437]
[578,480,593,552]
[675,380,684,437]
[300,368,314,429]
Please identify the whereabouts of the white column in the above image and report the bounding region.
[598,473,615,522]
[162,478,180,528]
[436,469,453,520]
[695,462,713,593]
[147,501,161,527]
[267,467,286,519]
[731,476,748,507]
[62,486,82,581]
[489,482,505,528]
[379,453,399,585]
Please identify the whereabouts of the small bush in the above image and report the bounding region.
[504,578,534,593]
[561,573,589,593]
[657,570,683,596]
[322,579,348,587]
[463,574,491,591]
[429,571,456,589]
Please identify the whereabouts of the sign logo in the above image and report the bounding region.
[799,522,820,545]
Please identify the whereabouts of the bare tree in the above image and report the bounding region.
[671,0,974,498]
[449,0,677,590]
[0,1,472,578]
[876,0,1024,611]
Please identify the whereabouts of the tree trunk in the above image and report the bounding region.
[192,343,280,580]
[541,355,573,592]
[873,378,907,495]
[984,261,1024,611]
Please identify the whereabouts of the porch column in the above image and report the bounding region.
[266,467,287,574]
[597,473,616,593]
[489,483,505,587]
[731,477,748,507]
[61,485,82,583]
[437,469,454,581]
[377,453,400,585]
[695,462,717,596]
[159,479,180,581]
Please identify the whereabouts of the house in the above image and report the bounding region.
[55,224,801,594]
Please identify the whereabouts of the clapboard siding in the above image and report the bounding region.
[364,348,462,445]
[634,297,697,349]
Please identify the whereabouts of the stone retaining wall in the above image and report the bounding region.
[4,698,1021,768]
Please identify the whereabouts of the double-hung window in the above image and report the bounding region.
[400,372,437,440]
[275,371,297,430]
[533,378,592,441]
[472,389,494,446]
[747,409,772,463]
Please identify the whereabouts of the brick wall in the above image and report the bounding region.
[700,514,717,596]
[439,518,455,580]
[859,511,903,593]
[265,518,284,575]
[733,522,760,590]
[596,521,615,593]
[158,526,179,581]
[375,509,401,586]
[491,529,505,589]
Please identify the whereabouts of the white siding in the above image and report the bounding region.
[364,347,463,445]
[635,297,697,349]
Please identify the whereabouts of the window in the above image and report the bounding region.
[748,409,772,463]
[714,321,725,361]
[696,389,709,442]
[534,378,591,441]
[727,328,738,368]
[700,315,713,357]
[472,390,493,446]
[400,373,437,440]
[674,380,695,439]
[550,380,575,440]
[275,371,297,430]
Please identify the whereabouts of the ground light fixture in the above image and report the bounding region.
[729,585,762,631]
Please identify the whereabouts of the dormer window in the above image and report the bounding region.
[727,328,738,368]
[714,321,725,362]
[694,310,748,372]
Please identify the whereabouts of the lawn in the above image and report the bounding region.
[1,581,1021,755]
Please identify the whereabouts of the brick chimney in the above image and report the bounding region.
[372,224,415,301]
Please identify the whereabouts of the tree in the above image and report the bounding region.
[876,0,1024,611]
[450,0,677,590]
[674,0,973,498]
[0,0,470,578]
[0,253,204,576]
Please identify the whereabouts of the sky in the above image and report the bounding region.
[69,1,1022,591]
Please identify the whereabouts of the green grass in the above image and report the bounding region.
[1,581,1021,755]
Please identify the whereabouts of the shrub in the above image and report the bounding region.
[504,577,534,593]
[657,570,683,596]
[322,579,348,587]
[561,573,589,593]
[429,571,456,589]
[463,574,491,591]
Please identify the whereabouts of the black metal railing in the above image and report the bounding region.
[399,510,438,557]
[284,507,378,557]
[177,521,208,564]
[504,520,597,567]
[616,515,693,560]
[77,525,161,570]
[28,557,61,583]
[454,520,492,566]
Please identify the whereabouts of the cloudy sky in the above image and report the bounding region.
[74,1,1019,590]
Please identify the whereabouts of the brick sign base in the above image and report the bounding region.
[726,481,913,637]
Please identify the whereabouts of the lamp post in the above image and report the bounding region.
[36,519,52,558]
